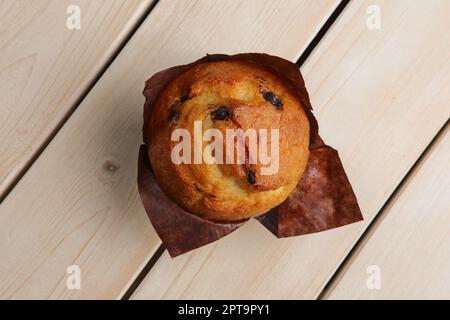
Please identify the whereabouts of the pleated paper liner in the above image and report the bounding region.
[138,53,363,257]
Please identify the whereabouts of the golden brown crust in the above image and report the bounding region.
[147,59,310,221]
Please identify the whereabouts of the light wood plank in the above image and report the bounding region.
[0,0,341,299]
[0,0,154,199]
[324,124,449,299]
[132,0,450,299]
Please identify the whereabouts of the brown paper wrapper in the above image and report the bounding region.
[138,53,363,257]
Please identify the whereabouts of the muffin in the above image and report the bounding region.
[145,57,310,221]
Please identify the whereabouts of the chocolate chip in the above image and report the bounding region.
[211,106,230,120]
[179,95,190,103]
[168,107,179,123]
[263,91,283,109]
[246,170,256,184]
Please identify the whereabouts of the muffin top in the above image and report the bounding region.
[146,58,310,221]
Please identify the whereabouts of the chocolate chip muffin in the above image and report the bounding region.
[145,56,310,221]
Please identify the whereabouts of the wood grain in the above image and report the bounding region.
[132,0,450,299]
[324,124,449,299]
[0,0,341,299]
[0,0,154,199]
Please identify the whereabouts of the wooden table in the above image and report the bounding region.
[0,0,449,299]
